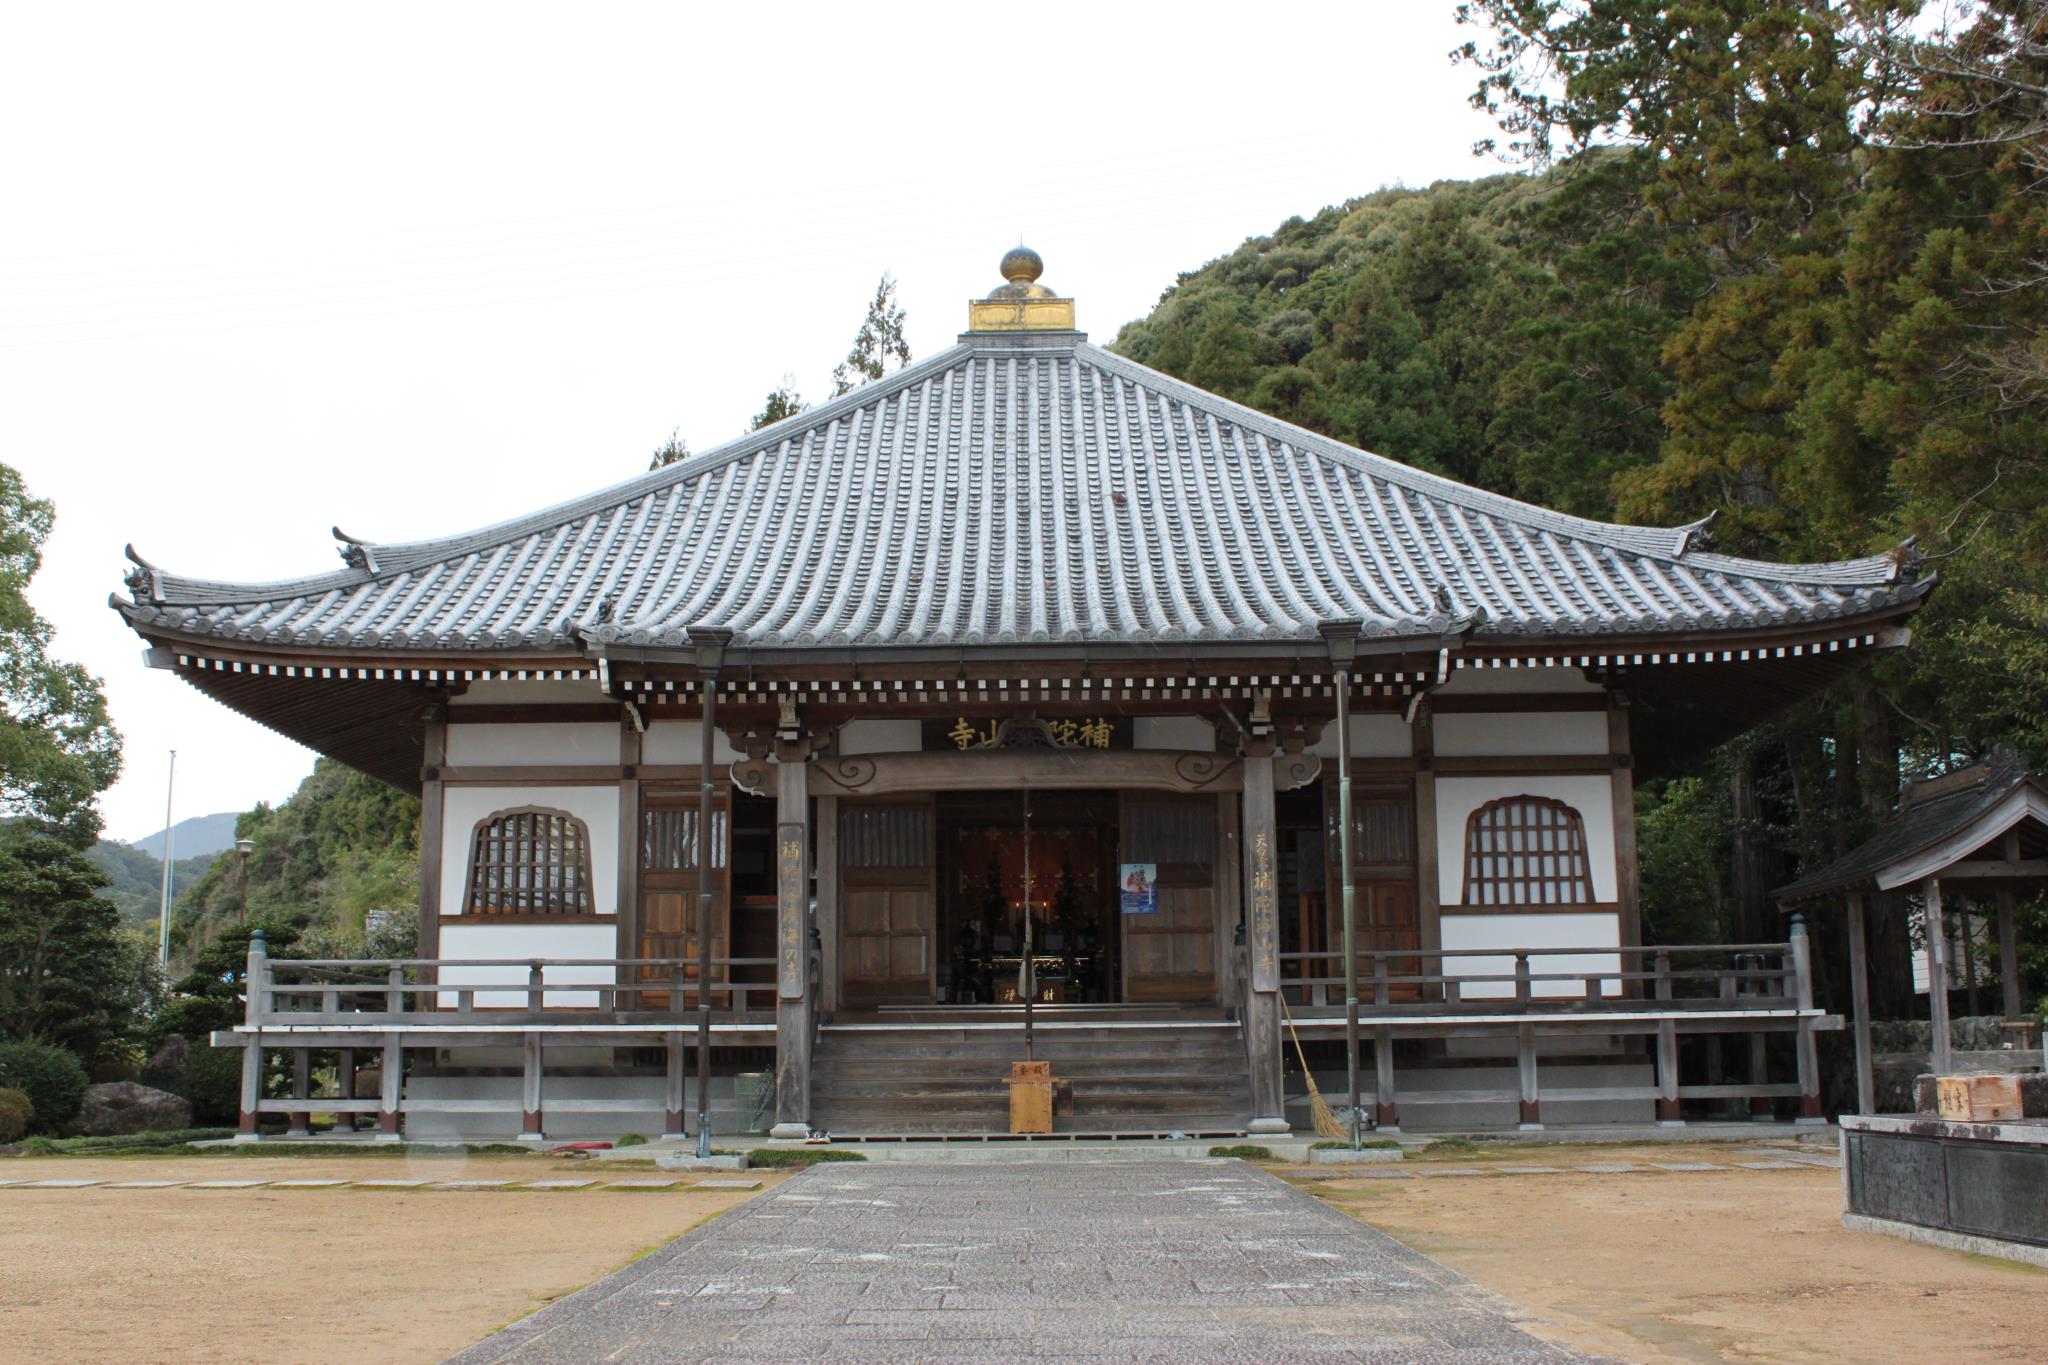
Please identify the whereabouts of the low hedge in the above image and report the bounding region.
[0,1042,88,1133]
[0,1087,31,1143]
[742,1148,866,1168]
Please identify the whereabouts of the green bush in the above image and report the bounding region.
[173,1044,245,1126]
[615,1132,648,1147]
[1420,1137,1481,1157]
[1208,1143,1275,1160]
[742,1148,865,1168]
[0,1087,32,1143]
[0,1042,89,1133]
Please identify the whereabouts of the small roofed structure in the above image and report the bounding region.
[1777,746,2048,1112]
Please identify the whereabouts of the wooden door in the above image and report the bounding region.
[1120,796,1219,1002]
[1327,780,1421,1000]
[638,796,728,1008]
[839,802,936,1006]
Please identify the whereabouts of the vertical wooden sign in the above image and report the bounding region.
[1244,754,1279,992]
[777,822,807,1000]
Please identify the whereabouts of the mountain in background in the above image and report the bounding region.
[87,840,220,927]
[130,810,241,861]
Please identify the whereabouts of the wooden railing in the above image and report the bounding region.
[250,952,782,1027]
[1279,942,1803,1015]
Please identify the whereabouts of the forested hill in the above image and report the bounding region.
[165,759,421,966]
[1108,151,1686,527]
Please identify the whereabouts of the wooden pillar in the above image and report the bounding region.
[1608,705,1642,958]
[1216,791,1242,1003]
[617,714,643,993]
[1924,878,1952,1076]
[1998,887,2022,1022]
[1846,893,1875,1115]
[771,748,812,1140]
[1242,749,1287,1133]
[815,795,839,1015]
[378,1035,402,1140]
[418,710,446,963]
[1790,912,1822,1121]
[287,1050,312,1137]
[1748,1031,1772,1120]
[1656,1021,1681,1125]
[519,1032,544,1141]
[663,1031,687,1139]
[1412,705,1441,997]
[1961,906,1982,1019]
[237,1042,263,1140]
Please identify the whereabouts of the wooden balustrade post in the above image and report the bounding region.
[385,964,404,1016]
[336,1048,358,1132]
[526,961,544,1016]
[519,1031,544,1141]
[1516,1022,1540,1129]
[1790,913,1824,1122]
[1514,952,1531,1008]
[1657,1017,1682,1125]
[1924,878,1954,1077]
[377,1034,402,1141]
[663,1030,688,1140]
[235,929,268,1140]
[287,1050,312,1138]
[1846,894,1875,1116]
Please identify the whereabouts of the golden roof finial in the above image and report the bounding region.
[968,244,1074,332]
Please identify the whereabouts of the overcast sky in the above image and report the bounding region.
[3,3,1503,843]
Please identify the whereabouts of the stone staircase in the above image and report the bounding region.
[808,1015,1252,1138]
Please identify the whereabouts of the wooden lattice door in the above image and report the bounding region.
[839,802,937,1007]
[638,794,729,1008]
[1120,796,1220,1002]
[1327,780,1420,1000]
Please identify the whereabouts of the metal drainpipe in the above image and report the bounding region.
[691,629,730,1159]
[1321,620,1363,1148]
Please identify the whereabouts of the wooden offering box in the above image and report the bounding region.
[1936,1074,2023,1122]
[1008,1060,1054,1134]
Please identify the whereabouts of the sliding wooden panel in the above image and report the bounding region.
[839,801,937,1007]
[1120,795,1219,1002]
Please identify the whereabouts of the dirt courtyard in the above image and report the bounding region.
[0,1153,784,1365]
[1310,1143,2043,1364]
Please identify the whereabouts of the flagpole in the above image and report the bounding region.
[156,750,178,974]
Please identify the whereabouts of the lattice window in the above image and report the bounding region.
[642,806,728,871]
[1461,796,1594,906]
[463,807,594,916]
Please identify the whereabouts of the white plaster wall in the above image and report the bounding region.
[1434,712,1609,757]
[446,722,618,767]
[440,784,620,918]
[448,679,610,705]
[436,922,619,1006]
[1134,717,1216,751]
[640,721,746,765]
[1440,912,1623,999]
[838,719,924,755]
[1435,774,1617,905]
[1307,713,1413,758]
[1439,666,1604,696]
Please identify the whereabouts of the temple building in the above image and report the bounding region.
[116,249,1932,1141]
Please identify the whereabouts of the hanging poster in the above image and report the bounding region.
[1119,863,1158,915]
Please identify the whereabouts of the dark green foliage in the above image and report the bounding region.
[0,1085,30,1142]
[0,1040,88,1132]
[12,1127,232,1154]
[1207,1143,1275,1160]
[750,378,808,431]
[615,1132,648,1147]
[830,273,911,397]
[85,840,212,927]
[166,759,418,967]
[742,1147,866,1167]
[0,830,154,1062]
[0,464,121,846]
[649,427,691,471]
[162,1043,244,1126]
[1311,1138,1403,1150]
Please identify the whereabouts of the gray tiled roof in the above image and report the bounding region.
[1775,748,2045,901]
[117,331,1925,656]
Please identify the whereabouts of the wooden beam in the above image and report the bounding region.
[1609,706,1642,958]
[418,713,446,962]
[1934,859,2048,880]
[616,719,642,966]
[804,748,1246,798]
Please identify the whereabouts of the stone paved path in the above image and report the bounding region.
[448,1161,1590,1363]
